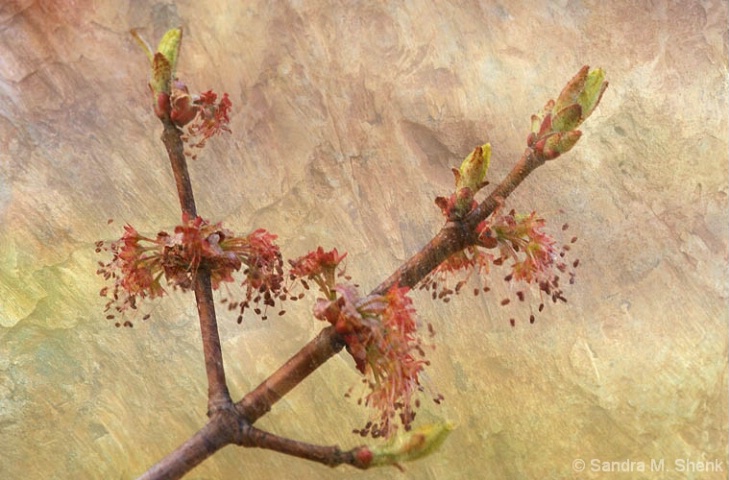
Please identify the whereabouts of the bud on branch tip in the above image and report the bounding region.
[369,421,455,467]
[130,27,183,95]
[528,66,607,160]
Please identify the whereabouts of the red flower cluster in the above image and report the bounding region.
[419,207,577,324]
[288,247,347,298]
[96,216,284,325]
[167,81,232,154]
[186,90,232,147]
[480,209,558,285]
[229,228,287,321]
[314,284,431,438]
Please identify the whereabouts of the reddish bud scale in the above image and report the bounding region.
[355,447,373,467]
[541,145,561,161]
[154,92,171,120]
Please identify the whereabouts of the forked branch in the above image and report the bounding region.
[107,30,607,478]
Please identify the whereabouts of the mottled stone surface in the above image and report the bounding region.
[0,1,726,478]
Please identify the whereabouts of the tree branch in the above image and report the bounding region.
[135,51,605,478]
[140,144,547,479]
[239,425,371,469]
[161,120,232,412]
[137,410,242,480]
[464,147,543,230]
[161,120,197,219]
[193,269,233,411]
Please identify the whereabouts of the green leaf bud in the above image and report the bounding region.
[551,104,583,133]
[456,144,491,194]
[370,421,455,466]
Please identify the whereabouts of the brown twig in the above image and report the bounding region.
[139,412,370,480]
[239,425,372,469]
[160,119,232,413]
[138,410,241,480]
[465,147,543,231]
[161,119,197,219]
[193,269,233,412]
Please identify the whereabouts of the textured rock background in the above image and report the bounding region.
[0,1,726,478]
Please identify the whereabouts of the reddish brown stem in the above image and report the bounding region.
[374,221,473,295]
[139,412,369,480]
[160,120,232,412]
[194,269,233,411]
[239,425,371,469]
[137,413,238,480]
[161,120,197,219]
[465,147,544,231]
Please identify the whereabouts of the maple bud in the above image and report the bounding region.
[554,66,607,123]
[541,130,582,160]
[370,421,454,467]
[150,28,182,95]
[455,143,491,194]
[169,81,198,126]
[131,27,184,119]
[550,103,582,133]
[528,66,607,159]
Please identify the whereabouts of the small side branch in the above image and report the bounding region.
[161,120,197,219]
[375,148,544,295]
[194,270,233,412]
[160,119,232,412]
[239,425,371,469]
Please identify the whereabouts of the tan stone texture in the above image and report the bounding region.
[0,1,726,478]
